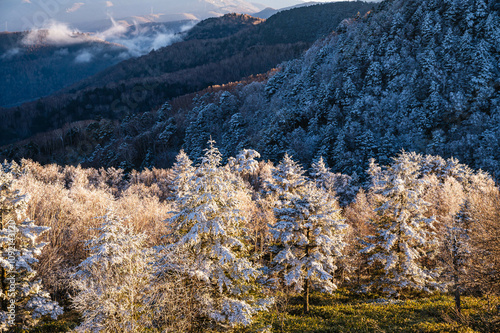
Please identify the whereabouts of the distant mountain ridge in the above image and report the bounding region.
[0,0,266,32]
[182,13,265,41]
[0,20,191,107]
[253,1,325,19]
[0,1,375,152]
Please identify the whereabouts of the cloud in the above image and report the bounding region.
[75,50,93,63]
[94,15,128,40]
[106,1,114,7]
[180,21,197,33]
[66,2,85,13]
[151,33,177,51]
[22,21,85,46]
[1,48,21,60]
[18,17,196,64]
[22,0,31,3]
[97,17,185,57]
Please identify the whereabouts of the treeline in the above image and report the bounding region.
[1,145,499,331]
[0,1,375,146]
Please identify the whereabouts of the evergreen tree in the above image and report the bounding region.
[163,140,271,328]
[310,156,334,192]
[0,168,62,331]
[265,153,307,198]
[227,149,261,183]
[71,213,151,333]
[362,153,443,297]
[168,149,195,201]
[221,113,248,159]
[267,154,346,313]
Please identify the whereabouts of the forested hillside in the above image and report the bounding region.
[172,0,500,179]
[0,1,374,147]
[4,0,499,184]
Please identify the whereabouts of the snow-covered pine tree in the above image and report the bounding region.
[362,152,443,298]
[227,149,261,178]
[310,156,358,206]
[162,140,271,329]
[71,213,151,333]
[265,153,307,199]
[168,149,195,201]
[0,168,62,331]
[221,113,249,159]
[266,154,347,313]
[310,156,334,193]
[227,149,261,188]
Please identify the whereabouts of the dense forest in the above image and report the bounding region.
[1,0,500,332]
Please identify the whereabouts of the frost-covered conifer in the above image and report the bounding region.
[221,113,248,158]
[265,153,307,199]
[0,168,62,331]
[227,149,261,177]
[168,149,195,202]
[362,153,443,297]
[310,157,334,192]
[163,140,271,328]
[267,154,346,313]
[71,213,151,333]
[310,157,358,206]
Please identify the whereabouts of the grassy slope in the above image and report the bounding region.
[248,292,500,333]
[28,290,499,332]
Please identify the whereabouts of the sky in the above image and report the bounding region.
[0,0,371,32]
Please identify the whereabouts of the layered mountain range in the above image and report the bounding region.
[3,0,499,182]
[0,20,192,107]
[1,0,267,31]
[0,1,374,146]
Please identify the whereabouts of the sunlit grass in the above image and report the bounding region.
[243,289,500,333]
[26,290,499,332]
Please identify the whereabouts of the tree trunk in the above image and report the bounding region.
[453,254,461,313]
[304,277,310,314]
[304,228,310,314]
[454,281,461,314]
[0,267,6,311]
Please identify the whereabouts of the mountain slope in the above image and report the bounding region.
[172,0,499,178]
[0,1,374,148]
[21,0,500,180]
[0,20,191,108]
[0,31,127,107]
[172,0,500,178]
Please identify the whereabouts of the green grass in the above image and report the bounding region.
[242,290,500,333]
[23,291,499,332]
[21,310,80,333]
